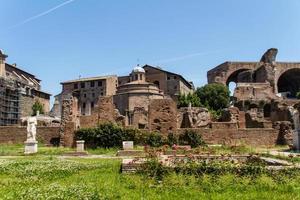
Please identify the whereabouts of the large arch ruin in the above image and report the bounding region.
[207,49,300,100]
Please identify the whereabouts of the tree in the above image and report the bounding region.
[297,92,300,99]
[32,101,44,116]
[177,92,201,108]
[195,83,230,114]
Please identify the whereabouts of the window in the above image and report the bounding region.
[100,92,104,96]
[90,81,95,87]
[74,83,78,89]
[83,93,87,98]
[80,82,85,88]
[135,74,138,81]
[98,81,102,87]
[174,85,177,90]
[140,74,143,80]
[92,93,95,97]
[167,76,170,80]
[174,76,177,79]
[91,102,94,109]
[82,103,86,108]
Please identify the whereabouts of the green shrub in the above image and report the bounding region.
[76,123,123,148]
[139,158,170,180]
[178,130,205,148]
[167,132,178,146]
[146,132,163,147]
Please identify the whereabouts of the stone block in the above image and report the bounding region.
[122,141,134,150]
[76,140,85,152]
[24,140,38,154]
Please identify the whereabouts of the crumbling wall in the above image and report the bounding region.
[178,107,211,128]
[148,99,177,134]
[177,128,280,146]
[59,97,78,147]
[79,96,119,128]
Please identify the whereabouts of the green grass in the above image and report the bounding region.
[1,156,300,199]
[0,144,74,156]
[0,144,119,156]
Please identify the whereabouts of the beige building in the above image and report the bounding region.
[0,50,51,126]
[118,65,194,101]
[114,66,164,128]
[59,75,118,116]
[56,64,194,125]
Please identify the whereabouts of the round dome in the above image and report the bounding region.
[132,66,145,73]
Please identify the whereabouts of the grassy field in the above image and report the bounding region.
[0,155,300,199]
[0,144,118,156]
[1,144,300,199]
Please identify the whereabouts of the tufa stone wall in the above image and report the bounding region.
[178,128,279,146]
[79,96,117,129]
[0,126,60,145]
[148,99,177,134]
[59,97,78,147]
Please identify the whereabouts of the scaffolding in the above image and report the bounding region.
[0,77,21,126]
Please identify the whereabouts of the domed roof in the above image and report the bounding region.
[132,66,145,73]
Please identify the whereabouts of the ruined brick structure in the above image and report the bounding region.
[208,48,300,146]
[57,49,297,148]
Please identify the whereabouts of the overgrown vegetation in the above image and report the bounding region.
[178,92,201,108]
[177,83,230,119]
[76,123,205,149]
[195,83,230,117]
[1,156,300,199]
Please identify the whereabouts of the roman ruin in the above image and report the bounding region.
[1,48,300,150]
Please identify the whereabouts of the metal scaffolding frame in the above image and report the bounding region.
[0,77,21,126]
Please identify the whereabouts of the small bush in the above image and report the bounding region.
[167,132,178,146]
[76,123,123,148]
[178,130,205,148]
[146,132,163,147]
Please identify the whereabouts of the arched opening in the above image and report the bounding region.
[228,82,236,97]
[226,69,251,86]
[277,68,300,98]
[226,69,250,97]
[153,81,160,89]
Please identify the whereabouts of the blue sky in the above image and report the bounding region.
[1,0,300,103]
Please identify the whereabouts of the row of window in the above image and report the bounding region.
[82,91,104,98]
[74,80,103,89]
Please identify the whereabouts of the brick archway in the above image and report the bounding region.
[277,68,300,98]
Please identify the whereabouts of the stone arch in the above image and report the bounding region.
[277,68,300,98]
[226,69,251,95]
[225,68,252,86]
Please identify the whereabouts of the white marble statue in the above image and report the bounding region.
[26,116,37,141]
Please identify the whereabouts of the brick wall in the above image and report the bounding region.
[177,128,279,146]
[0,126,60,145]
[148,99,177,134]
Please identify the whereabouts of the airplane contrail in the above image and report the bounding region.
[153,49,226,64]
[7,0,76,30]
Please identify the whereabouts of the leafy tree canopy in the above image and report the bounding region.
[32,100,44,116]
[178,93,201,108]
[195,83,230,113]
